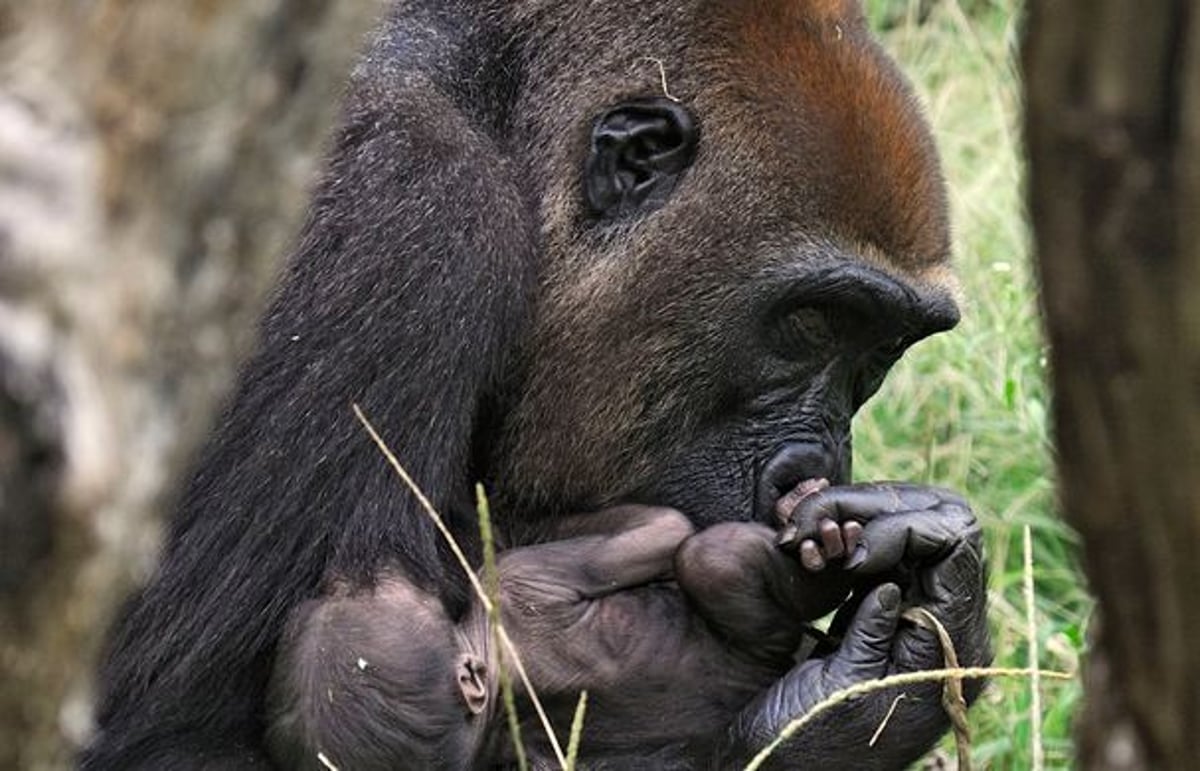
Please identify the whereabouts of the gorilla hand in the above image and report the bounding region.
[716,497,990,770]
[777,483,975,574]
[779,483,989,677]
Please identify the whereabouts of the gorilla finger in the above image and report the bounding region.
[785,483,953,540]
[773,478,830,525]
[895,544,991,671]
[841,521,863,556]
[824,583,902,686]
[845,509,978,574]
[819,519,845,559]
[916,536,987,626]
[893,610,992,678]
[799,540,825,571]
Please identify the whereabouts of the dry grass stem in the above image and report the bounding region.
[639,56,678,101]
[566,690,589,770]
[742,666,1074,771]
[1024,525,1045,771]
[868,694,907,746]
[903,607,971,771]
[477,485,530,771]
[352,404,568,770]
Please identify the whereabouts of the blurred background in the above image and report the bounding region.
[1,3,386,766]
[1,1,1084,769]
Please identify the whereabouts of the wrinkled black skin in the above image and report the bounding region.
[83,2,989,769]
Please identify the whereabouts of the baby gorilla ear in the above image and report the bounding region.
[456,653,489,716]
[584,97,699,218]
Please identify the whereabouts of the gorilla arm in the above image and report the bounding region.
[81,8,536,767]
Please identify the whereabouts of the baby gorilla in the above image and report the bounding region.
[266,505,873,770]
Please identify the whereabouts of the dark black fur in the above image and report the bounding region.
[84,1,988,768]
[84,5,535,767]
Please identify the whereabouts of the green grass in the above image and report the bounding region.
[856,1,1089,768]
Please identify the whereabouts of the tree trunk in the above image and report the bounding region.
[0,2,382,768]
[1024,2,1200,769]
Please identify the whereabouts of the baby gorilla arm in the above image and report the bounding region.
[532,504,696,596]
[495,507,837,768]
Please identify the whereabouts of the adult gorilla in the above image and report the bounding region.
[83,0,990,768]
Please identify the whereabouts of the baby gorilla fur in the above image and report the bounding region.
[266,507,871,770]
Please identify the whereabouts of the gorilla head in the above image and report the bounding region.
[488,0,959,527]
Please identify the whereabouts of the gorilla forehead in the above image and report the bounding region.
[510,0,950,272]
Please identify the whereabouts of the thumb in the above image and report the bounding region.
[825,583,902,686]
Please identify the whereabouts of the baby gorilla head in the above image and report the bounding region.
[266,579,491,771]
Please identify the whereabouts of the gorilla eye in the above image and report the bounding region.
[584,97,699,219]
[776,306,839,355]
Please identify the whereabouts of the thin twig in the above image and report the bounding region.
[478,485,529,771]
[1024,525,1045,771]
[741,666,1074,771]
[868,694,907,746]
[903,607,971,771]
[566,690,589,770]
[352,404,569,769]
[639,56,679,101]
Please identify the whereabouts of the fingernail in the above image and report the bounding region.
[800,541,825,571]
[877,583,900,611]
[777,524,799,548]
[845,543,868,570]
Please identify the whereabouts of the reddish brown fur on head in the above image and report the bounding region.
[711,0,950,270]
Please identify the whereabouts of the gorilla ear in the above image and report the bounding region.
[584,97,699,218]
[456,653,489,716]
